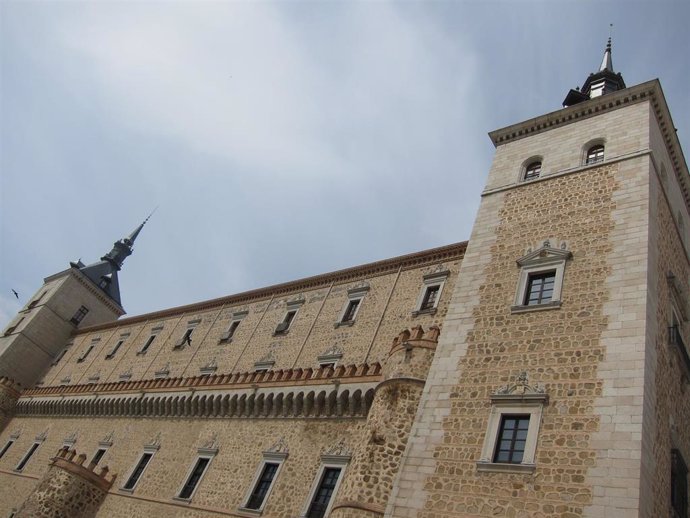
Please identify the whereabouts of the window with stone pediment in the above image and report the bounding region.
[175,434,218,502]
[413,266,450,317]
[477,372,548,474]
[511,240,571,314]
[239,437,288,514]
[301,440,351,518]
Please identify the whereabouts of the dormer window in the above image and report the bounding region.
[586,144,605,165]
[523,161,541,181]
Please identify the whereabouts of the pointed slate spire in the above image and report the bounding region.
[599,37,613,72]
[74,213,153,306]
[563,33,626,107]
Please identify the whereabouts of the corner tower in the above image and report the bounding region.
[388,42,690,518]
[0,219,149,389]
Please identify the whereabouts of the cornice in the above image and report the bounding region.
[76,241,466,334]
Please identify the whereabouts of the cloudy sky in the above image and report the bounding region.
[1,1,688,325]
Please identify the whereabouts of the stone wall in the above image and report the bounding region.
[38,244,463,388]
[332,327,439,518]
[0,378,20,434]
[15,447,114,518]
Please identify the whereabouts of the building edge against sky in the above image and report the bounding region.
[0,40,688,518]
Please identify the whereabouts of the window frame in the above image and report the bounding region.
[220,311,248,343]
[174,447,217,502]
[137,334,157,355]
[3,317,24,336]
[336,285,369,327]
[412,269,450,317]
[477,385,547,474]
[274,300,304,336]
[0,440,15,461]
[90,447,108,467]
[672,448,688,518]
[522,160,542,182]
[15,441,42,472]
[70,305,89,326]
[105,333,130,360]
[511,244,571,314]
[583,140,606,166]
[299,451,350,518]
[77,338,100,363]
[239,450,287,515]
[492,414,531,464]
[120,447,157,493]
[52,343,72,365]
[174,320,200,350]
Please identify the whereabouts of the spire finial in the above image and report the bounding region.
[599,26,614,72]
[126,207,157,245]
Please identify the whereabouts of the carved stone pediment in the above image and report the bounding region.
[517,241,571,267]
[322,439,352,461]
[99,431,114,447]
[491,372,548,403]
[145,431,162,451]
[198,432,219,455]
[318,345,344,363]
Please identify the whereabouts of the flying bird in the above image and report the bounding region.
[11,289,19,299]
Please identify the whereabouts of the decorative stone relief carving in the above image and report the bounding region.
[145,431,162,450]
[265,436,289,455]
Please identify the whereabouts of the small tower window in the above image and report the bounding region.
[523,161,542,181]
[586,145,605,164]
[70,306,89,325]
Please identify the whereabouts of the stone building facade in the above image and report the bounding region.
[0,43,688,518]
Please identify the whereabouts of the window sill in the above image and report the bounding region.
[476,461,536,474]
[510,301,561,314]
[136,351,148,356]
[172,496,192,504]
[272,331,289,337]
[334,320,355,328]
[218,338,234,345]
[237,507,263,517]
[118,487,135,494]
[411,307,438,318]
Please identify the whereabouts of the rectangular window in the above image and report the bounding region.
[275,311,297,335]
[220,320,241,343]
[246,462,279,510]
[4,317,24,336]
[27,292,46,310]
[105,340,125,360]
[91,448,107,467]
[15,443,40,471]
[138,334,157,355]
[178,457,211,500]
[493,415,530,464]
[306,467,342,518]
[70,306,89,325]
[52,345,71,366]
[672,449,688,518]
[123,452,153,490]
[0,440,14,460]
[77,344,96,363]
[524,271,556,306]
[420,285,440,311]
[341,299,360,323]
[174,328,194,349]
